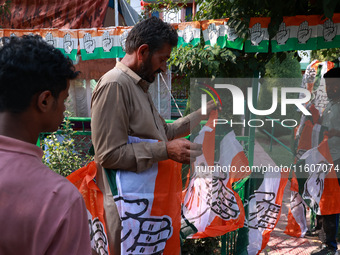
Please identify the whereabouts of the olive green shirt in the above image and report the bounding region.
[91,62,201,172]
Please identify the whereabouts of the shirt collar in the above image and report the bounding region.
[0,135,43,159]
[116,62,151,92]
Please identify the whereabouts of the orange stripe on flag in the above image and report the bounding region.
[284,15,322,26]
[178,21,201,30]
[201,19,227,30]
[151,159,182,255]
[249,17,270,28]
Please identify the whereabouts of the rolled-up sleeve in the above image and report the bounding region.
[91,82,168,173]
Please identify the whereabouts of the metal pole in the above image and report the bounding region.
[115,0,120,62]
[157,74,161,112]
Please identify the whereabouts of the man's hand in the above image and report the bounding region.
[166,138,202,164]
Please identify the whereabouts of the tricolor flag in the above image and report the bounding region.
[79,29,101,61]
[317,14,340,50]
[97,27,115,59]
[111,26,133,58]
[300,61,333,114]
[272,15,319,52]
[284,175,308,238]
[225,18,244,50]
[181,111,249,239]
[67,161,110,255]
[106,136,182,255]
[245,18,270,53]
[295,138,340,215]
[40,29,60,49]
[201,19,228,48]
[177,21,201,47]
[245,171,288,255]
[58,29,79,61]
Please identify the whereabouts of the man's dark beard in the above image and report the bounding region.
[138,55,154,83]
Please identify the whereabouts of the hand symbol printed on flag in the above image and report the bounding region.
[87,211,109,255]
[323,19,337,42]
[45,32,57,47]
[102,31,113,52]
[298,21,312,44]
[226,25,238,42]
[250,23,264,46]
[114,197,173,254]
[276,22,290,45]
[183,25,194,43]
[84,33,96,54]
[120,30,130,52]
[63,33,73,54]
[208,23,219,46]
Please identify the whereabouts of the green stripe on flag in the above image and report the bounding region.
[178,37,200,48]
[80,48,101,61]
[317,34,340,50]
[57,48,77,61]
[244,40,269,53]
[226,37,244,50]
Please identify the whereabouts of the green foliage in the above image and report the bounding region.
[311,48,340,62]
[41,117,93,177]
[139,0,187,20]
[0,0,11,26]
[258,52,302,137]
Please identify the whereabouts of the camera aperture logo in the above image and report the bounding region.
[200,83,312,128]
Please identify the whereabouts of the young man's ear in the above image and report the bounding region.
[137,44,150,61]
[36,91,54,112]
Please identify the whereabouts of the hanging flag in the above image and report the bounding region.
[224,18,244,50]
[201,19,227,48]
[112,26,133,58]
[280,15,319,51]
[67,161,110,255]
[40,29,60,49]
[177,21,201,47]
[107,136,182,255]
[79,29,101,61]
[58,29,79,61]
[181,111,250,239]
[295,138,340,215]
[300,60,333,114]
[317,14,340,50]
[245,171,288,255]
[284,175,308,238]
[97,27,115,59]
[245,17,270,53]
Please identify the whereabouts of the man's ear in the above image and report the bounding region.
[137,44,150,61]
[36,91,54,112]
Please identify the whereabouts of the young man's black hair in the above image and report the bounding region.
[0,35,79,113]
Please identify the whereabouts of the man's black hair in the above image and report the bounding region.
[0,35,79,113]
[324,67,340,79]
[124,16,178,54]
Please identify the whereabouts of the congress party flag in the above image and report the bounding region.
[317,14,340,50]
[284,175,308,238]
[79,29,101,61]
[245,18,270,53]
[58,30,79,61]
[201,19,227,48]
[225,18,244,50]
[40,29,60,49]
[67,161,110,255]
[245,171,288,255]
[106,136,182,255]
[98,26,133,59]
[177,21,201,47]
[181,111,249,239]
[295,138,340,215]
[272,15,319,52]
[112,26,133,58]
